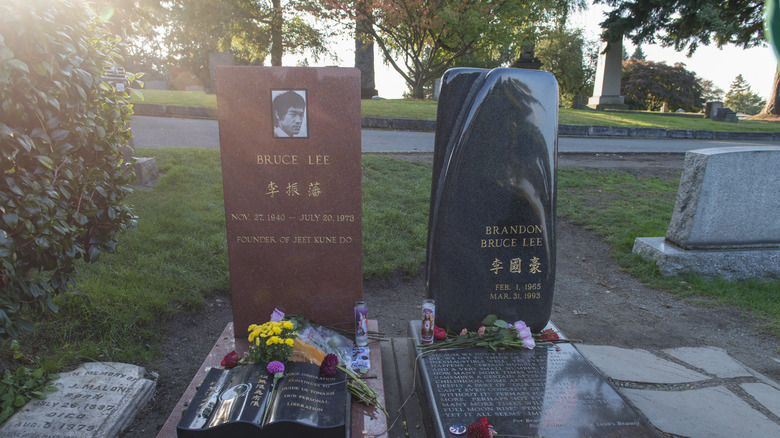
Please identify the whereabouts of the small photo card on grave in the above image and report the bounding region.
[215,67,363,333]
[270,89,308,138]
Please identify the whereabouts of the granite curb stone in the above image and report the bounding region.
[132,103,779,140]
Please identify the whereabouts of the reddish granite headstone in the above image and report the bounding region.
[215,67,363,334]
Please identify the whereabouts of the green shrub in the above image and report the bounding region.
[0,0,137,337]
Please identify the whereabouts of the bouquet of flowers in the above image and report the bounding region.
[419,314,566,353]
[220,308,385,414]
[246,319,298,363]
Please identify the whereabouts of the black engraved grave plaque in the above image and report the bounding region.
[412,321,659,438]
[177,362,349,438]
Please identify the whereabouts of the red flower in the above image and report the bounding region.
[434,326,447,341]
[221,351,239,369]
[467,421,490,438]
[320,354,339,376]
[540,328,560,341]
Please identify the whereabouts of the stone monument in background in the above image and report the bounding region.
[634,146,780,280]
[588,38,626,110]
[208,52,234,94]
[215,67,363,333]
[355,15,378,99]
[426,68,558,332]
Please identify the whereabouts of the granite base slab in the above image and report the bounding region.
[410,320,659,438]
[633,237,780,281]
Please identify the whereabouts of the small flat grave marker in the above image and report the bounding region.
[0,362,155,438]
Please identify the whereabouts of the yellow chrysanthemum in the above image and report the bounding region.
[283,321,293,330]
[285,338,294,347]
[272,326,282,335]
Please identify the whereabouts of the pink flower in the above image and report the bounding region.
[267,361,285,374]
[514,321,532,339]
[477,326,486,335]
[460,328,468,336]
[434,326,447,340]
[513,320,535,349]
[221,351,239,369]
[270,308,285,322]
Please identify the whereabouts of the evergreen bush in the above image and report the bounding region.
[0,0,137,337]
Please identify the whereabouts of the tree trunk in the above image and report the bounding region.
[764,67,780,114]
[355,13,377,99]
[754,67,780,118]
[271,0,282,66]
[411,82,425,99]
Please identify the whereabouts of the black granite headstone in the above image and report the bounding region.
[426,68,557,332]
[411,321,659,438]
[714,107,738,122]
[177,362,349,438]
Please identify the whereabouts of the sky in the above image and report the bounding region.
[284,2,778,100]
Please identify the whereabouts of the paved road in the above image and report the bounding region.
[130,115,779,154]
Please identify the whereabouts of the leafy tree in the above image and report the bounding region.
[630,45,645,59]
[724,74,766,114]
[621,59,703,111]
[700,79,725,102]
[89,1,168,80]
[535,27,598,105]
[597,0,779,117]
[325,0,583,99]
[164,0,334,87]
[0,0,137,337]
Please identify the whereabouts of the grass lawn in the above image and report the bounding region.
[3,151,777,375]
[132,89,779,132]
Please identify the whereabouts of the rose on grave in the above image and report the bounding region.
[319,353,338,377]
[467,420,490,438]
[540,328,559,341]
[221,351,240,369]
[466,417,496,438]
[433,326,447,341]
